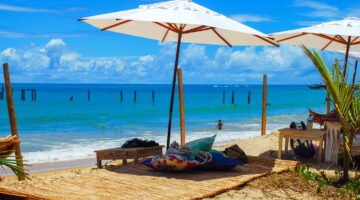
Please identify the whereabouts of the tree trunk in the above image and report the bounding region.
[343,154,349,182]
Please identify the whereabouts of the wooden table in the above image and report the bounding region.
[94,145,164,168]
[278,128,326,163]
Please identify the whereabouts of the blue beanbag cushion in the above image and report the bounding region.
[141,154,200,171]
[196,149,242,170]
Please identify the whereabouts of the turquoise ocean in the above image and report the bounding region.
[0,84,328,164]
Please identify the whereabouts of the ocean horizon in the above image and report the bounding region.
[0,83,329,164]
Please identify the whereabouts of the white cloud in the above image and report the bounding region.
[0,31,88,38]
[0,3,57,12]
[0,39,342,84]
[294,1,338,11]
[0,3,85,13]
[293,0,341,24]
[46,39,66,47]
[230,14,273,23]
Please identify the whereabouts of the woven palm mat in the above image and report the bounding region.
[0,156,300,200]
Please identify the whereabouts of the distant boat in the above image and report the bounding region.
[306,84,326,90]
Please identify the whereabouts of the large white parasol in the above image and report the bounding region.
[271,17,360,76]
[79,0,278,149]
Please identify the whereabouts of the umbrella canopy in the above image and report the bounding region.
[271,17,360,75]
[338,51,360,61]
[79,0,278,47]
[79,0,278,149]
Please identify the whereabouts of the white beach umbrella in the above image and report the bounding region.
[338,51,360,84]
[271,17,360,76]
[79,0,278,149]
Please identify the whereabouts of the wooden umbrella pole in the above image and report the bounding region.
[261,75,267,136]
[343,36,351,77]
[3,63,24,180]
[166,26,183,150]
[177,68,185,145]
[352,60,358,86]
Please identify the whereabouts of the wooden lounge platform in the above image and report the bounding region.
[278,128,326,163]
[94,145,164,168]
[0,156,300,200]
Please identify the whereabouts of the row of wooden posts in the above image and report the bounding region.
[222,90,251,104]
[84,89,251,104]
[87,89,156,103]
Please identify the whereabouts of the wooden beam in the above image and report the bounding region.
[311,34,346,45]
[261,75,267,136]
[178,68,185,145]
[276,33,308,42]
[211,28,232,47]
[351,36,359,44]
[161,29,170,42]
[335,35,347,44]
[183,27,212,34]
[3,63,24,180]
[253,35,280,47]
[167,23,179,32]
[321,40,333,51]
[153,22,177,32]
[172,23,179,31]
[77,18,86,21]
[101,20,132,31]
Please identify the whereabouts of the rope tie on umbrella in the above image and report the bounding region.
[166,141,212,164]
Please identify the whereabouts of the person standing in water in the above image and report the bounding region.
[217,120,223,130]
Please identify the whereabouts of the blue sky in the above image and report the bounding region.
[0,0,359,84]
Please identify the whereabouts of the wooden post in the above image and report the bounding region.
[327,90,330,113]
[261,75,267,136]
[152,90,155,103]
[232,91,234,104]
[134,90,136,102]
[178,68,185,145]
[120,90,123,102]
[248,90,251,104]
[34,89,36,101]
[21,89,25,101]
[88,90,90,101]
[0,84,3,99]
[3,63,24,180]
[31,89,34,101]
[223,90,225,104]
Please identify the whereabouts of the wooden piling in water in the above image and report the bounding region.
[120,90,123,102]
[223,90,225,104]
[0,84,3,99]
[88,90,90,101]
[34,89,36,101]
[248,90,251,104]
[31,90,34,101]
[152,90,155,103]
[134,90,136,102]
[232,91,234,104]
[21,89,25,101]
[261,75,267,136]
[327,90,330,113]
[3,63,24,180]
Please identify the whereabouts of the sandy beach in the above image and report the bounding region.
[0,130,347,199]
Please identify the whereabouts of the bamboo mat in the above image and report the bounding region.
[0,156,300,200]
